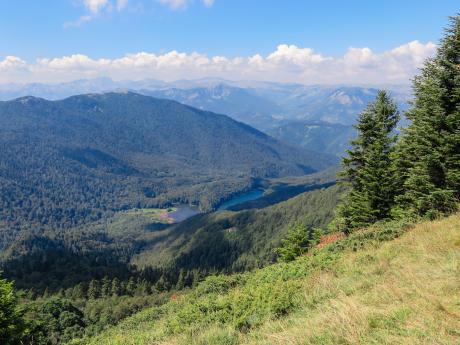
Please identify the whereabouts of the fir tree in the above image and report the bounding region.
[87,280,100,300]
[126,277,136,296]
[276,223,311,262]
[176,269,186,290]
[336,90,399,232]
[155,276,167,292]
[101,276,111,298]
[395,15,460,218]
[72,283,85,300]
[111,278,121,297]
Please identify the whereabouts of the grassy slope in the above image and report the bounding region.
[83,213,460,345]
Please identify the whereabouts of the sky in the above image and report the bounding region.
[0,0,458,85]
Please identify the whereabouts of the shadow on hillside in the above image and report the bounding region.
[2,234,137,292]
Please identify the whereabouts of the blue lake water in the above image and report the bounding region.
[217,189,264,210]
[166,190,265,223]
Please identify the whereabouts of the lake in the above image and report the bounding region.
[166,190,265,223]
[217,189,265,210]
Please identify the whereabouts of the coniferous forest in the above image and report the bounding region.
[0,10,459,345]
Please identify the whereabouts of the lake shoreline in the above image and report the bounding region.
[217,189,265,211]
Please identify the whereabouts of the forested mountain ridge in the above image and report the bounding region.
[0,80,411,157]
[0,92,336,246]
[0,92,332,175]
[268,121,357,157]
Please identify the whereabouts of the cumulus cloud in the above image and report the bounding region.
[0,56,27,70]
[0,41,436,84]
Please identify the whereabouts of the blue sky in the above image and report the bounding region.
[0,0,458,84]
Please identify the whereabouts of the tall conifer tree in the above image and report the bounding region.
[395,16,460,218]
[336,90,399,232]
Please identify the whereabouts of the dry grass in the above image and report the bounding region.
[84,214,460,345]
[243,214,460,345]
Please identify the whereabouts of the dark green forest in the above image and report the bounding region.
[0,92,337,288]
[0,92,337,249]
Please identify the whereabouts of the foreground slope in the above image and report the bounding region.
[84,213,460,345]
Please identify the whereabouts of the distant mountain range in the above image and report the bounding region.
[0,78,412,156]
[267,121,357,157]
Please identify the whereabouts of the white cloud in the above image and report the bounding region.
[0,41,436,84]
[66,0,213,26]
[158,0,215,10]
[83,0,110,14]
[158,0,188,10]
[202,0,214,7]
[64,15,93,28]
[0,56,27,70]
[115,0,129,11]
[65,0,129,27]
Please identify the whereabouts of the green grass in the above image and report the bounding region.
[123,208,178,225]
[104,208,178,236]
[80,214,460,345]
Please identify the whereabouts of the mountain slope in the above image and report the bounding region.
[2,181,340,291]
[84,213,460,345]
[0,92,334,228]
[131,184,342,273]
[0,92,332,174]
[0,79,411,157]
[141,84,281,130]
[268,121,356,156]
[251,84,410,126]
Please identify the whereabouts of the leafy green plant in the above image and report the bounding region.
[0,274,29,345]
